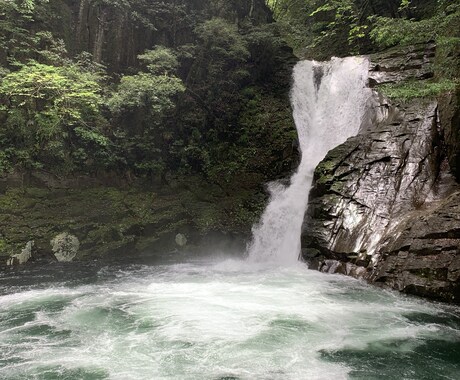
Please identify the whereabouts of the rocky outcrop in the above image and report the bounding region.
[372,191,460,302]
[368,43,436,86]
[6,241,34,266]
[439,90,460,180]
[0,176,262,267]
[302,43,460,303]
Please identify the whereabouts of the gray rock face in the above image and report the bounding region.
[439,91,460,180]
[372,191,460,301]
[6,241,34,266]
[368,43,436,86]
[302,43,460,303]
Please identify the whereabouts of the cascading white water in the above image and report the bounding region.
[248,57,373,264]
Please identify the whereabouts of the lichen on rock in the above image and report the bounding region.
[175,233,187,247]
[51,233,80,262]
[7,241,34,266]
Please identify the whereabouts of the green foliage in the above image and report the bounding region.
[399,0,410,10]
[138,46,179,75]
[107,46,185,176]
[309,0,367,50]
[266,0,446,57]
[370,2,460,49]
[0,0,44,17]
[0,62,101,116]
[191,18,250,111]
[0,0,295,191]
[0,238,8,253]
[108,73,184,115]
[190,17,251,104]
[0,0,60,67]
[0,61,110,172]
[168,14,296,182]
[167,18,252,174]
[33,31,69,65]
[435,37,460,80]
[369,16,434,48]
[379,79,458,101]
[195,18,250,63]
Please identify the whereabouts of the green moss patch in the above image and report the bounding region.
[379,79,458,101]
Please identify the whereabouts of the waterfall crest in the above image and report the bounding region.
[247,57,373,264]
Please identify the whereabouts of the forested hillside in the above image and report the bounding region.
[0,0,299,261]
[1,0,457,179]
[269,0,458,59]
[0,0,295,180]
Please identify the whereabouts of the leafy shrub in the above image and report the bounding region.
[0,61,110,172]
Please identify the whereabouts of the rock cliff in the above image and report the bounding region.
[302,43,460,303]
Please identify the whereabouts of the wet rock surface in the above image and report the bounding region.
[0,183,250,268]
[302,43,460,303]
[368,43,436,86]
[372,191,460,302]
[439,90,460,180]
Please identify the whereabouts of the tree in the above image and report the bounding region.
[107,46,185,176]
[190,18,250,122]
[0,60,110,172]
[0,0,53,66]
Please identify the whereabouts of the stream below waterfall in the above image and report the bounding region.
[1,257,459,379]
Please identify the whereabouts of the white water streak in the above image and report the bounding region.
[248,57,373,264]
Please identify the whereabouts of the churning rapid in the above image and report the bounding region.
[248,57,373,264]
[1,260,460,380]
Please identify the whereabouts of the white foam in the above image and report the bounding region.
[0,263,456,379]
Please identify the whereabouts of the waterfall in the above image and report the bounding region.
[248,57,373,264]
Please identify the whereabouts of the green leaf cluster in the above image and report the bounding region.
[379,79,458,101]
[108,73,184,116]
[0,61,109,172]
[370,2,460,49]
[106,46,185,176]
[266,0,450,58]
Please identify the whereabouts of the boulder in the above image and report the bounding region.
[6,241,34,266]
[175,233,188,247]
[51,233,80,262]
[371,191,460,302]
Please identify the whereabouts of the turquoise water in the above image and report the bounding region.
[1,257,459,379]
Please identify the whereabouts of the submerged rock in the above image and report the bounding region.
[51,233,80,262]
[302,43,460,303]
